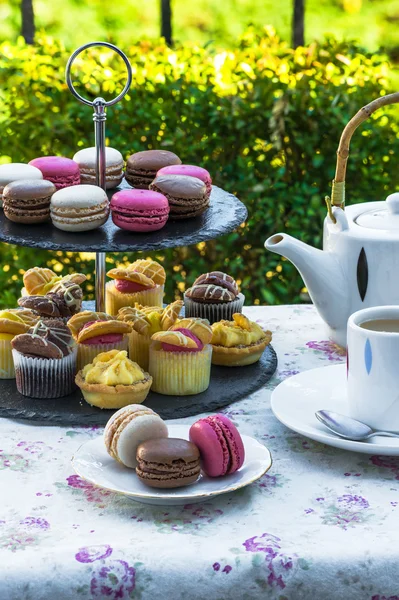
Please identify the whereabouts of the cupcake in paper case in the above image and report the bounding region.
[211,313,272,367]
[184,271,245,324]
[106,259,166,314]
[148,317,213,396]
[117,300,183,370]
[0,309,39,379]
[67,310,131,371]
[11,319,77,397]
[76,350,152,409]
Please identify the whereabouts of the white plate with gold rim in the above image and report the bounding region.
[71,423,272,505]
[271,364,399,455]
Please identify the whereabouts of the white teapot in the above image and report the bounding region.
[265,92,399,347]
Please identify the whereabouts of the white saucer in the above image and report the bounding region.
[271,364,399,455]
[72,423,272,505]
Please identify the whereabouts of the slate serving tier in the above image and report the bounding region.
[0,182,247,252]
[0,183,279,424]
[0,346,277,425]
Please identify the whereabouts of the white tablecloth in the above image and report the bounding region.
[1,305,398,600]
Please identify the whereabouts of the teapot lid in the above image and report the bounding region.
[356,193,399,230]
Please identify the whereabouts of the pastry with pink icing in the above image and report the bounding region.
[148,317,213,395]
[29,156,80,190]
[156,165,212,198]
[67,310,131,370]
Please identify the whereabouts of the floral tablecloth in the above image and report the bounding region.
[1,304,398,600]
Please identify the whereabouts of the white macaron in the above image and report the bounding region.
[50,184,109,232]
[73,147,124,189]
[104,404,169,468]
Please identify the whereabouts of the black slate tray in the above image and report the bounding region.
[0,184,247,252]
[0,346,277,425]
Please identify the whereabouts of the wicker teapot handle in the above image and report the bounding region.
[326,91,399,219]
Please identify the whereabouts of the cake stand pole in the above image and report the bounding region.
[93,97,107,312]
[65,41,132,312]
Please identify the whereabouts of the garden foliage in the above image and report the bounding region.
[0,28,398,307]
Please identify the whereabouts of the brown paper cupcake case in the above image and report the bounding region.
[12,347,78,398]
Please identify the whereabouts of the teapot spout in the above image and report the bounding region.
[265,233,347,331]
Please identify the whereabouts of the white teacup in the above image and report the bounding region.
[347,306,399,432]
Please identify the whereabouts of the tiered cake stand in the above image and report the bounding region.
[0,43,277,425]
[0,182,277,424]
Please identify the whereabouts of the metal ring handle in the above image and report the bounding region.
[65,41,132,107]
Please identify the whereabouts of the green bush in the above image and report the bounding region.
[0,28,398,308]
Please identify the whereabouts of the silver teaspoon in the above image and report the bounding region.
[315,410,399,441]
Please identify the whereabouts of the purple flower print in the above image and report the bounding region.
[0,451,29,472]
[0,516,50,552]
[90,559,135,599]
[370,456,399,480]
[243,532,281,557]
[20,517,50,530]
[66,474,112,507]
[278,370,300,379]
[317,494,371,530]
[372,596,399,600]
[337,494,369,510]
[243,532,300,590]
[212,562,232,574]
[67,474,89,489]
[306,340,346,362]
[222,565,232,574]
[17,441,48,455]
[75,545,113,563]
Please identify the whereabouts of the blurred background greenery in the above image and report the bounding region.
[0,2,399,308]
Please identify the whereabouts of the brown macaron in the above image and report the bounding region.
[3,179,56,224]
[150,174,209,219]
[125,150,181,189]
[136,438,201,489]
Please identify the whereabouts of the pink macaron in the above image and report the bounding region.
[110,189,169,232]
[189,414,245,477]
[29,156,80,190]
[157,164,212,198]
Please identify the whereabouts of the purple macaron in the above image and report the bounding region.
[29,156,80,190]
[189,414,245,477]
[110,189,170,232]
[157,164,212,198]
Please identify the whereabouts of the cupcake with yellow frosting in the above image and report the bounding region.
[117,300,183,370]
[149,317,213,396]
[68,310,131,370]
[76,350,152,409]
[0,309,39,378]
[106,259,166,314]
[211,313,272,366]
[21,267,86,298]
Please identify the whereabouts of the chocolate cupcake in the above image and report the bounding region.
[184,271,245,324]
[125,150,181,189]
[18,280,83,320]
[11,319,77,398]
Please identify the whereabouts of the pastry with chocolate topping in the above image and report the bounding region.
[184,271,245,324]
[18,280,83,320]
[11,319,77,398]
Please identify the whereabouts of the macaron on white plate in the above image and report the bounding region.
[271,364,399,455]
[72,423,272,505]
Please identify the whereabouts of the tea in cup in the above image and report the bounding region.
[347,306,399,431]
